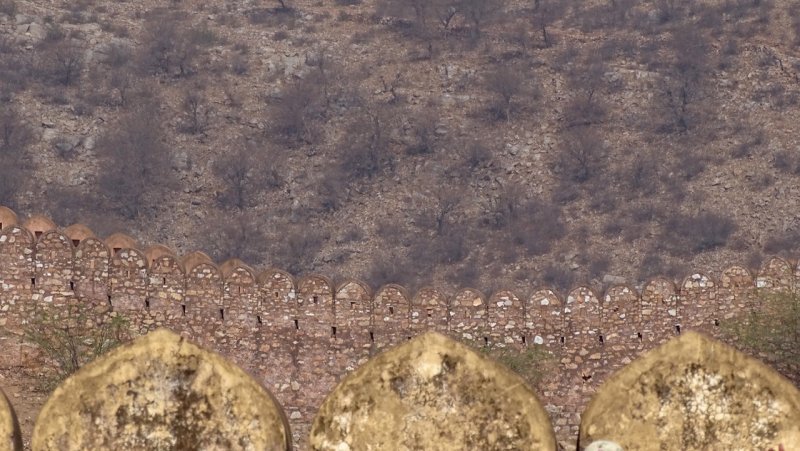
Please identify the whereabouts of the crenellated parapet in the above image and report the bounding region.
[3,207,798,357]
[2,206,799,450]
[145,245,184,316]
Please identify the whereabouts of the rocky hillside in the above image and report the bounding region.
[1,0,800,294]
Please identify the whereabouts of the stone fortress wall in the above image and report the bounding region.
[0,205,796,449]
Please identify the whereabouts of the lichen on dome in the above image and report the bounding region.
[580,332,800,450]
[310,332,557,451]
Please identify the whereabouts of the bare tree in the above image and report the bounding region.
[305,49,349,112]
[0,107,33,206]
[205,211,268,264]
[35,32,83,86]
[340,103,395,180]
[108,68,136,107]
[554,126,607,183]
[433,190,461,235]
[658,24,712,133]
[97,43,136,107]
[567,50,607,105]
[415,189,461,235]
[316,173,348,213]
[625,152,660,197]
[510,200,565,255]
[405,109,439,155]
[139,10,199,77]
[460,0,500,39]
[378,0,459,52]
[96,101,175,219]
[271,227,328,274]
[0,0,16,16]
[531,0,566,47]
[0,108,31,154]
[179,87,212,135]
[213,142,283,210]
[409,223,469,267]
[82,42,140,108]
[365,252,418,289]
[484,66,523,122]
[484,183,523,229]
[0,36,31,98]
[271,77,323,145]
[663,212,737,255]
[47,40,84,86]
[607,0,636,26]
[433,0,458,37]
[379,72,405,104]
[460,141,492,172]
[378,0,431,33]
[565,50,608,126]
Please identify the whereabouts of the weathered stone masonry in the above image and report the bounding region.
[0,206,797,449]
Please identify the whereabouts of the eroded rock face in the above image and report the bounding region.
[32,329,291,451]
[0,387,22,451]
[580,332,800,451]
[310,332,556,451]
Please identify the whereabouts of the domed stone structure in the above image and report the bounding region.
[63,224,95,247]
[580,332,800,451]
[310,332,557,451]
[32,329,292,451]
[104,232,138,253]
[23,215,56,239]
[0,206,18,230]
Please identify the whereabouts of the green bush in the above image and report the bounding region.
[723,287,800,381]
[25,303,130,389]
[483,345,557,388]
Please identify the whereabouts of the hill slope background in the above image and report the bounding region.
[1,0,800,295]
